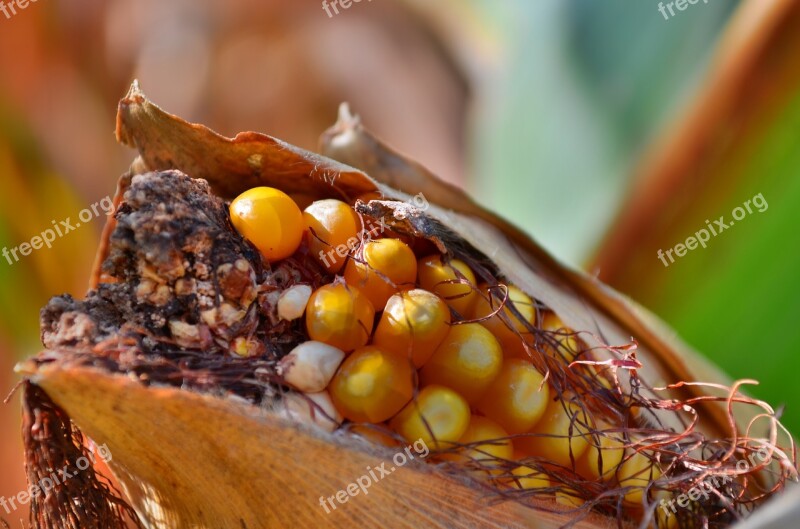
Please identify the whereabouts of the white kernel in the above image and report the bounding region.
[279,341,345,392]
[277,284,313,321]
[278,391,342,433]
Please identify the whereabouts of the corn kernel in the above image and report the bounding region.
[229,187,304,261]
[277,390,342,434]
[329,346,414,423]
[277,284,313,321]
[344,238,417,309]
[303,199,362,273]
[449,416,513,471]
[279,341,345,393]
[617,451,661,506]
[541,312,579,359]
[477,358,549,434]
[576,431,625,480]
[469,283,536,349]
[372,289,451,367]
[508,466,550,490]
[390,385,470,447]
[555,489,584,508]
[305,283,375,351]
[515,399,589,468]
[417,255,477,315]
[420,323,503,404]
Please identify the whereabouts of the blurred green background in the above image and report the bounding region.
[1,0,798,516]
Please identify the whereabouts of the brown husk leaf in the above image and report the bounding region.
[9,82,796,529]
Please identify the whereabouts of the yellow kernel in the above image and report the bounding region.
[329,346,414,423]
[372,289,451,368]
[420,323,503,404]
[555,489,584,508]
[515,399,589,468]
[305,283,375,351]
[477,359,549,434]
[617,451,661,506]
[344,238,417,310]
[508,466,550,490]
[541,312,579,359]
[229,187,304,261]
[448,416,513,471]
[576,431,625,480]
[417,255,477,315]
[303,199,362,273]
[390,385,470,447]
[469,283,536,347]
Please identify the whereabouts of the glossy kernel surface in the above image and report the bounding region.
[373,289,451,367]
[420,323,503,404]
[515,399,589,468]
[305,283,375,351]
[229,187,304,261]
[329,346,414,423]
[390,385,470,447]
[417,255,477,315]
[344,238,417,309]
[478,359,549,434]
[303,199,362,273]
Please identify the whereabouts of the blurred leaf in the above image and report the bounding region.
[470,0,737,266]
[0,100,98,357]
[591,0,800,432]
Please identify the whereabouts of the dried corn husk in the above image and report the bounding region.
[11,81,795,529]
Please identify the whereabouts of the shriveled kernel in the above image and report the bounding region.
[515,399,589,468]
[420,323,503,404]
[417,255,477,315]
[344,238,417,309]
[277,284,313,321]
[229,187,304,261]
[329,346,414,423]
[448,416,513,472]
[303,199,362,273]
[305,283,375,351]
[390,385,470,447]
[477,358,549,434]
[617,451,661,505]
[277,391,342,434]
[469,283,536,349]
[576,431,626,480]
[279,341,345,393]
[372,289,451,368]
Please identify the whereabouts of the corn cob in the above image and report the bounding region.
[12,83,797,529]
